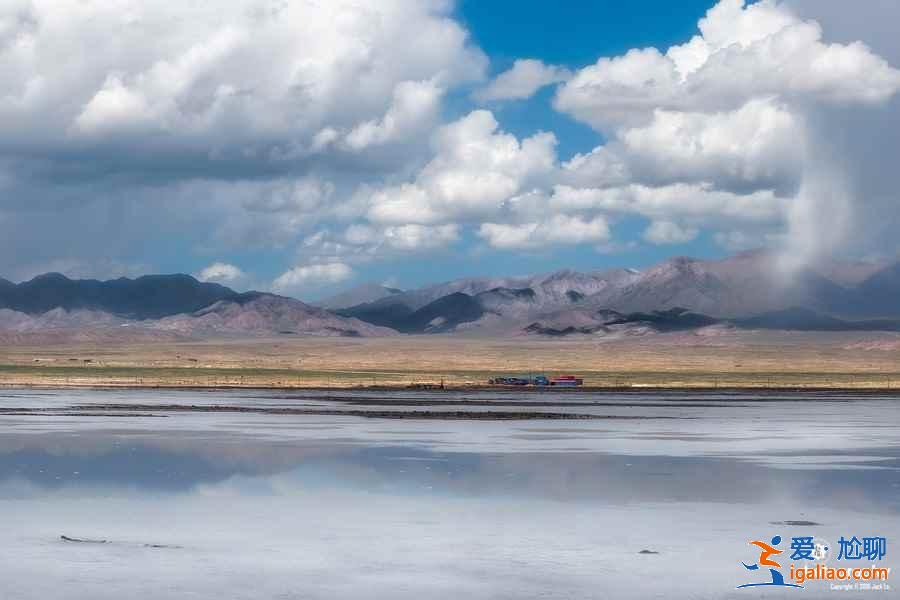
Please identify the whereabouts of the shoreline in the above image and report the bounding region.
[3,387,898,420]
[2,381,900,394]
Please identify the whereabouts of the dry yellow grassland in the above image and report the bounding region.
[1,330,899,389]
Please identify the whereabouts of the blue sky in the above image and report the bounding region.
[1,0,899,299]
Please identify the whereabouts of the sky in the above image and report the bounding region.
[1,0,899,300]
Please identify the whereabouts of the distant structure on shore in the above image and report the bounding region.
[488,374,583,387]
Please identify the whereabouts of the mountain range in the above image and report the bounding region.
[334,251,900,335]
[2,250,899,341]
[0,275,392,340]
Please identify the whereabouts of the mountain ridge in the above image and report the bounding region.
[338,252,900,334]
[0,273,238,319]
[4,252,899,339]
[0,274,394,338]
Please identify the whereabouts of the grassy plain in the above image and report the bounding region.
[2,330,900,389]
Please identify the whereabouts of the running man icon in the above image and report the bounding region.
[737,536,804,589]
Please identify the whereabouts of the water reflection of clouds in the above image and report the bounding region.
[1,389,899,599]
[0,434,898,515]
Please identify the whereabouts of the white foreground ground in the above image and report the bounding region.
[0,389,897,599]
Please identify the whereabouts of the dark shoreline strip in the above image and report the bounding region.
[0,404,673,420]
[262,397,733,408]
[4,383,900,396]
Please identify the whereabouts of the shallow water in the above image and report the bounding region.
[0,389,897,598]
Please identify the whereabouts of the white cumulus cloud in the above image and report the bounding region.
[548,183,786,224]
[0,0,486,168]
[272,262,353,295]
[643,221,700,245]
[368,110,557,225]
[355,0,900,258]
[343,79,444,151]
[475,59,571,102]
[479,215,610,250]
[197,262,246,285]
[1,0,899,277]
[555,0,900,130]
[544,0,900,262]
[293,223,461,266]
[619,98,804,194]
[0,0,492,279]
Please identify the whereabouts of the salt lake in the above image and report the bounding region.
[1,388,897,599]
